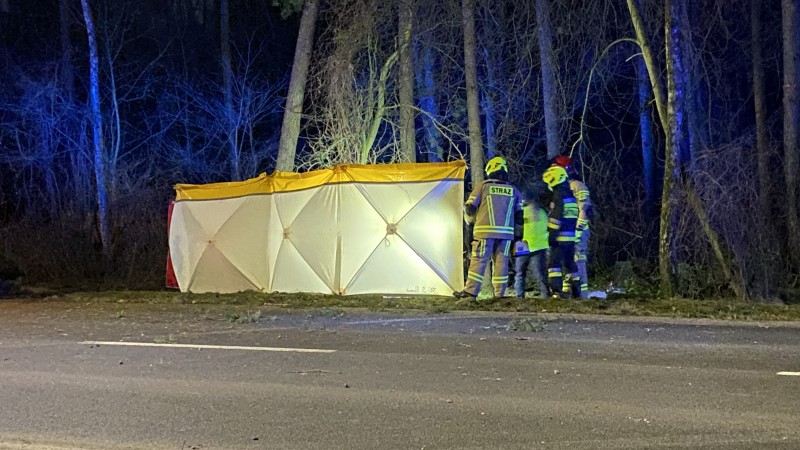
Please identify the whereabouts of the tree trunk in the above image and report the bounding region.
[630,0,746,299]
[626,0,674,296]
[663,0,747,299]
[681,2,703,169]
[782,0,800,265]
[416,42,442,161]
[220,0,239,180]
[398,0,416,163]
[80,0,110,259]
[637,49,656,211]
[276,0,319,172]
[752,0,771,222]
[667,0,689,176]
[60,0,74,97]
[481,47,497,160]
[462,0,484,186]
[660,0,685,297]
[625,0,668,132]
[535,0,559,160]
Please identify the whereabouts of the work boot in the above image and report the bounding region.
[571,280,582,300]
[453,290,477,304]
[453,290,476,299]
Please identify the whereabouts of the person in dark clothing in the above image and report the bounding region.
[542,165,581,299]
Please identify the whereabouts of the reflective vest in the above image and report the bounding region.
[465,179,523,239]
[522,202,548,252]
[548,182,578,242]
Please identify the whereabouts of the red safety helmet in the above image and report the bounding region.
[554,155,576,177]
[554,155,572,168]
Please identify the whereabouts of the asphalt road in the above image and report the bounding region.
[0,300,799,449]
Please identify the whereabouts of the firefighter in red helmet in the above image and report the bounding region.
[554,155,593,298]
[543,164,581,299]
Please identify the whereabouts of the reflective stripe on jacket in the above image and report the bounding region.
[465,180,523,239]
[548,182,577,242]
[569,179,592,230]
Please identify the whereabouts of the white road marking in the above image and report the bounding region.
[777,371,800,376]
[80,341,336,353]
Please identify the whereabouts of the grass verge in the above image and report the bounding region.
[16,289,800,322]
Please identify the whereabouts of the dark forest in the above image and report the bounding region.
[0,0,798,302]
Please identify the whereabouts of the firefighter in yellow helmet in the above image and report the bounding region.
[543,164,581,299]
[454,156,523,300]
[555,155,593,298]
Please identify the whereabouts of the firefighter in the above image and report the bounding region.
[543,164,581,299]
[555,155,593,298]
[454,156,523,300]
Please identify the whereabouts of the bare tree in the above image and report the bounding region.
[535,0,559,160]
[782,0,800,266]
[298,0,402,167]
[414,29,443,162]
[752,0,770,222]
[162,51,284,181]
[397,0,416,162]
[626,0,747,299]
[638,50,656,211]
[80,0,110,259]
[276,0,319,172]
[462,0,483,186]
[626,0,673,295]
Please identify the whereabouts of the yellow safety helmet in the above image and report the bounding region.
[542,165,568,188]
[485,156,508,176]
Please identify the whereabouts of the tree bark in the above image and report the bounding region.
[626,0,674,296]
[80,0,111,259]
[782,0,800,265]
[276,0,319,172]
[681,2,703,168]
[625,0,668,132]
[660,0,685,297]
[398,0,416,163]
[667,0,688,177]
[462,0,484,186]
[535,0,559,160]
[481,47,497,160]
[637,54,656,212]
[416,42,442,161]
[752,0,771,222]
